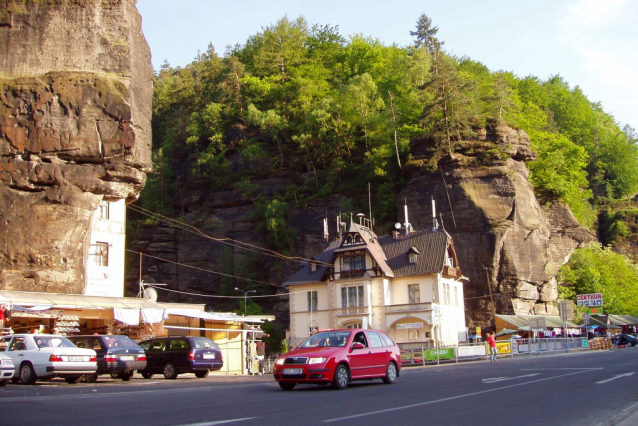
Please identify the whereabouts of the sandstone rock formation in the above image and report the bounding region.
[0,0,152,292]
[399,125,594,329]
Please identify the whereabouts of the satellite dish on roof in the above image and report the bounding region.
[395,222,402,229]
[143,287,158,302]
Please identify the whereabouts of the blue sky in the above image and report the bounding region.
[136,0,637,131]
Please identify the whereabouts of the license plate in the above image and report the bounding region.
[119,356,134,361]
[203,354,216,359]
[68,356,84,362]
[283,368,302,375]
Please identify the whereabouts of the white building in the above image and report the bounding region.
[84,199,126,297]
[284,216,467,349]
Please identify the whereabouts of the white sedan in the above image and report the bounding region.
[0,334,96,384]
[0,352,15,386]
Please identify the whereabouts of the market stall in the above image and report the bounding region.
[0,290,168,341]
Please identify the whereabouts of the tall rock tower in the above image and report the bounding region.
[0,0,153,292]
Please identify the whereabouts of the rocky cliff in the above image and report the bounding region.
[130,124,594,329]
[0,0,152,292]
[400,125,594,328]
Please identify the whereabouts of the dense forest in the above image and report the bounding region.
[136,14,638,316]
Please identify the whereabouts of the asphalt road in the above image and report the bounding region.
[1,349,637,426]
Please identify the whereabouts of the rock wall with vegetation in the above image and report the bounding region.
[128,14,638,326]
[0,0,152,292]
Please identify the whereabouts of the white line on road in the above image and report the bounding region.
[323,368,602,423]
[595,372,635,384]
[482,373,539,383]
[172,418,256,426]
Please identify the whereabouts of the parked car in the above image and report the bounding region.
[615,334,637,347]
[0,334,96,384]
[273,329,401,391]
[138,336,223,379]
[0,349,15,386]
[68,335,147,382]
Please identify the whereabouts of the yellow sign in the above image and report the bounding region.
[476,326,481,335]
[488,341,511,354]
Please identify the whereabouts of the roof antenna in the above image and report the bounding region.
[323,216,329,241]
[404,198,412,234]
[432,197,439,231]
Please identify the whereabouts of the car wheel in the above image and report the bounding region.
[382,362,397,384]
[331,364,349,390]
[163,362,178,380]
[141,372,154,379]
[20,363,37,385]
[279,382,296,391]
[0,379,9,387]
[121,372,134,381]
[83,373,99,383]
[65,376,82,384]
[110,372,121,379]
[195,370,209,379]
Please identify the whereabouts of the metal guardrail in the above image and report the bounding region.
[399,337,592,367]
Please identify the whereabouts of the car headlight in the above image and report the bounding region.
[275,358,285,366]
[308,357,326,365]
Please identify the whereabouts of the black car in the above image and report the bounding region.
[68,335,146,382]
[138,336,223,379]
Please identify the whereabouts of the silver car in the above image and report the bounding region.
[0,334,96,384]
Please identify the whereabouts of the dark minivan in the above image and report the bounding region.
[68,335,146,382]
[138,336,223,379]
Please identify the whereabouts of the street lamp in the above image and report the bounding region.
[235,287,256,316]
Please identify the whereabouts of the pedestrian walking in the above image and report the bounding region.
[488,332,498,362]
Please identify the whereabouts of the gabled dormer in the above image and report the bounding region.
[407,247,421,265]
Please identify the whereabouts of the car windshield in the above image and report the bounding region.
[299,331,351,348]
[35,337,75,348]
[103,336,140,348]
[192,337,220,350]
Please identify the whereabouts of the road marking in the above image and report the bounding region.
[482,373,539,383]
[323,368,601,423]
[596,372,635,384]
[172,419,255,426]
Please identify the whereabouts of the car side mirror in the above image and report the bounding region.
[351,342,365,350]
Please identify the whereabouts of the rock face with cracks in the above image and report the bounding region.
[0,0,152,292]
[399,125,594,329]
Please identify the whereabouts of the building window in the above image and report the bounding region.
[444,283,450,304]
[307,291,317,311]
[98,200,110,220]
[353,254,364,270]
[454,286,458,306]
[409,253,417,264]
[341,286,364,310]
[408,284,420,304]
[345,322,362,329]
[93,242,109,267]
[310,262,317,272]
[432,284,437,302]
[342,254,364,273]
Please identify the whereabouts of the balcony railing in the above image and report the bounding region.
[386,303,432,313]
[339,306,366,315]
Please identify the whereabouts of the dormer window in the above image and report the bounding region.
[310,262,317,272]
[407,247,420,264]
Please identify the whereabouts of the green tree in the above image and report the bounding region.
[559,243,638,315]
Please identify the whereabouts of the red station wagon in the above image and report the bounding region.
[273,329,401,390]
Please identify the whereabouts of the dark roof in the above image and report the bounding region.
[284,228,455,285]
[377,230,449,278]
[284,239,340,285]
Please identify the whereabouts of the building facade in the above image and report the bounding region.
[84,199,126,297]
[285,217,467,348]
